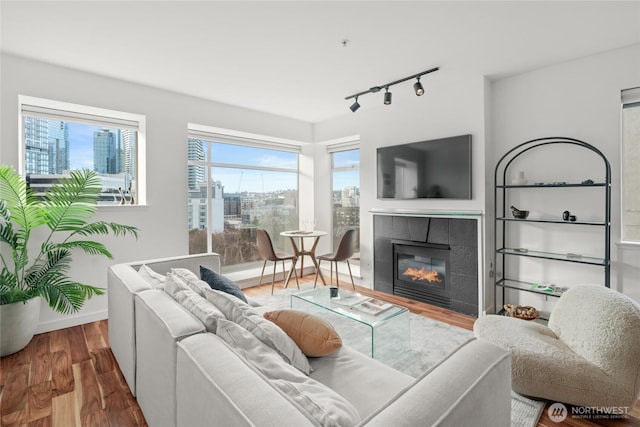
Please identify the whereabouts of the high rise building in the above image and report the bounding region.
[24,117,69,175]
[188,139,205,190]
[94,129,121,174]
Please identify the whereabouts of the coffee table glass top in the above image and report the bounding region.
[290,287,408,327]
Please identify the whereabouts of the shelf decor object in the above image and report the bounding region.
[493,137,611,314]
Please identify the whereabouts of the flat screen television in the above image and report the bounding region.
[377,134,472,200]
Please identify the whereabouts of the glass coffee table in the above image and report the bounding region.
[291,287,410,360]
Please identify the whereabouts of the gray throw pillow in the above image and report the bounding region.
[200,265,247,303]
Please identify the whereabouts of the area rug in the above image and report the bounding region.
[251,283,545,427]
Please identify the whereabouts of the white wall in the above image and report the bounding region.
[491,43,640,308]
[0,54,314,332]
[314,71,490,302]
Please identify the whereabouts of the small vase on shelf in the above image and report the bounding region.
[511,171,528,185]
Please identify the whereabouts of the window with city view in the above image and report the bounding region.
[188,136,299,273]
[622,88,640,242]
[332,148,360,264]
[20,96,144,205]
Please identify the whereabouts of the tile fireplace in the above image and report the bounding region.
[374,214,479,316]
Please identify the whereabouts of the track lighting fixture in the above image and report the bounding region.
[414,77,424,96]
[345,66,438,112]
[350,97,360,112]
[383,88,392,105]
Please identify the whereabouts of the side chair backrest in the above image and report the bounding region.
[548,285,640,385]
[334,229,356,261]
[256,228,278,261]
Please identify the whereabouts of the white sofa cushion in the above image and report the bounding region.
[204,288,312,375]
[138,264,166,289]
[173,289,226,333]
[216,319,361,427]
[171,268,211,295]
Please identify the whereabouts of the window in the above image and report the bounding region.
[19,96,146,205]
[330,144,360,264]
[622,88,640,242]
[188,126,300,273]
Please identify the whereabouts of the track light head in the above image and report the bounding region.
[345,66,438,112]
[414,78,424,96]
[384,88,392,105]
[350,98,360,112]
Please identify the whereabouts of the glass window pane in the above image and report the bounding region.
[332,149,360,169]
[187,137,299,273]
[332,149,360,264]
[24,117,137,205]
[211,142,297,169]
[623,103,640,242]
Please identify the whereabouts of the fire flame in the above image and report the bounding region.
[403,267,442,283]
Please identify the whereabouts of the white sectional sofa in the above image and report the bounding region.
[107,254,512,427]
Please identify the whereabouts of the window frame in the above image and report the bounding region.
[18,95,147,206]
[621,87,640,244]
[328,139,360,254]
[187,123,302,256]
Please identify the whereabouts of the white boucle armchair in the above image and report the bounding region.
[474,285,640,408]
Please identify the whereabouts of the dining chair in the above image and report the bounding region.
[314,229,356,289]
[256,228,299,294]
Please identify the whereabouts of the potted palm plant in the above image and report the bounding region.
[0,165,138,356]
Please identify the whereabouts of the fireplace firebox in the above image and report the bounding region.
[393,241,451,309]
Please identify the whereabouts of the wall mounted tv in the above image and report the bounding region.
[377,134,472,200]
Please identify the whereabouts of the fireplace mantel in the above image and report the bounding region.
[369,208,482,219]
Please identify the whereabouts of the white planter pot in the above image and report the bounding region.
[0,297,41,357]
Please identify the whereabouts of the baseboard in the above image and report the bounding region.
[36,309,108,334]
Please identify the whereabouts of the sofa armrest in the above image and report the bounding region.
[107,263,153,395]
[135,290,205,427]
[361,339,511,427]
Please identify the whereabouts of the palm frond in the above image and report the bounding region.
[35,274,104,314]
[73,221,139,239]
[41,169,100,232]
[0,166,46,231]
[44,240,113,258]
[24,248,72,288]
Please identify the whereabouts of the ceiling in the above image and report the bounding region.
[1,1,639,123]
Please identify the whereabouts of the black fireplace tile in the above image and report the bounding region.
[374,236,392,261]
[392,217,410,240]
[450,273,478,305]
[450,246,478,276]
[450,219,477,247]
[374,280,393,295]
[427,218,449,245]
[450,300,478,317]
[373,215,393,238]
[374,257,393,293]
[408,217,429,242]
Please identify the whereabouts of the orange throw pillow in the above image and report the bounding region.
[263,310,342,357]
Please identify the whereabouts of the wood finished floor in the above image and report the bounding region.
[1,275,638,426]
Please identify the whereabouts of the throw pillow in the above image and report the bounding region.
[264,310,342,357]
[164,272,191,297]
[171,268,210,296]
[200,265,248,303]
[204,289,311,375]
[138,264,166,290]
[216,319,361,427]
[173,289,226,333]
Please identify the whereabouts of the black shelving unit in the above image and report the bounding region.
[494,137,611,313]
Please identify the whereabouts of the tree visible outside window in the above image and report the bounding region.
[331,149,360,264]
[622,89,640,242]
[187,137,299,273]
[20,96,144,205]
